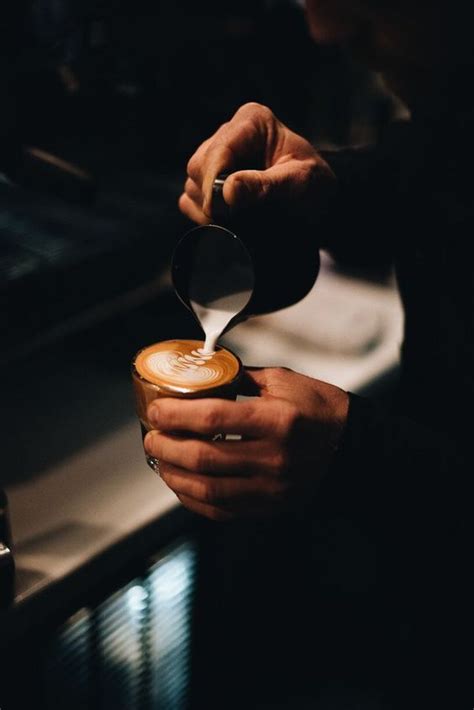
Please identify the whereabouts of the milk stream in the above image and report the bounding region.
[191,289,252,354]
[144,289,252,384]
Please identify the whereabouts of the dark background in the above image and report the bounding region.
[1,3,404,708]
[0,0,401,362]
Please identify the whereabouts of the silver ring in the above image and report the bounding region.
[147,455,161,475]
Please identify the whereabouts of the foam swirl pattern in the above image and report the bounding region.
[134,340,240,391]
[145,349,220,387]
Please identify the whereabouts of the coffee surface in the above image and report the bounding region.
[134,339,240,392]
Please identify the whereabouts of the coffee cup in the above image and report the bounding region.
[131,339,242,471]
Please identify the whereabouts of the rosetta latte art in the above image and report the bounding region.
[145,348,221,386]
[134,339,240,392]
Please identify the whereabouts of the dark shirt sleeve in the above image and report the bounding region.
[333,393,470,536]
[327,392,472,706]
[315,111,474,704]
[317,119,413,271]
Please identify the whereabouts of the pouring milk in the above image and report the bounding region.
[184,228,255,355]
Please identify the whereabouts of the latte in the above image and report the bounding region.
[132,339,242,470]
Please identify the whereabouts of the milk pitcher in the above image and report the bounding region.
[172,174,321,337]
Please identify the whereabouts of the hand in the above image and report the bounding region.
[179,102,336,225]
[144,367,349,521]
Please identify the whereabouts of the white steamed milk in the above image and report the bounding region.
[191,289,253,354]
[145,348,219,386]
[142,289,252,385]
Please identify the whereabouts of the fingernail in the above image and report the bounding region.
[148,404,160,425]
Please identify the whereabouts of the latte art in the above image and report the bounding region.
[146,349,220,386]
[133,339,241,393]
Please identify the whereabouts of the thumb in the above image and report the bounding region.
[223,153,337,216]
[224,162,303,211]
[223,170,268,210]
[223,159,320,214]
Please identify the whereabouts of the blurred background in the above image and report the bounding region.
[1,0,406,362]
[1,2,408,709]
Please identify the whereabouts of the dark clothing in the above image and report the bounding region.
[321,100,474,707]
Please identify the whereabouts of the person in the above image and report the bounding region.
[145,1,473,706]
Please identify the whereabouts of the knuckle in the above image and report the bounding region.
[272,366,292,380]
[209,136,234,162]
[271,449,290,475]
[241,403,262,431]
[239,117,258,136]
[215,120,231,136]
[186,153,201,179]
[190,443,211,473]
[209,126,231,152]
[239,101,273,120]
[200,479,219,505]
[256,104,274,123]
[201,405,222,432]
[184,177,194,193]
[178,192,189,212]
[279,401,301,438]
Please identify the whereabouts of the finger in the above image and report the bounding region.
[144,431,278,476]
[184,177,202,204]
[186,135,214,182]
[197,103,277,215]
[175,493,236,522]
[178,192,210,225]
[201,141,263,216]
[160,463,278,505]
[161,463,286,519]
[147,397,280,438]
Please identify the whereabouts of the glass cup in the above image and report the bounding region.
[131,339,243,471]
